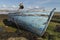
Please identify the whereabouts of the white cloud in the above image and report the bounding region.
[27,0,51,9]
[11,5,18,10]
[28,6,40,9]
[35,6,39,8]
[1,4,7,10]
[27,6,33,9]
[12,5,17,8]
[0,5,18,10]
[2,4,7,8]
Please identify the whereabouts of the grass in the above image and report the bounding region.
[0,20,17,32]
[46,22,60,40]
[0,20,5,26]
[4,26,17,32]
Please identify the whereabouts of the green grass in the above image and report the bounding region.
[46,22,60,40]
[0,20,5,26]
[0,20,17,32]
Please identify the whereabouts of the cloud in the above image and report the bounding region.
[12,5,17,8]
[0,0,52,10]
[35,6,39,8]
[0,4,8,10]
[11,5,19,10]
[26,0,52,9]
[0,4,18,10]
[27,5,36,9]
[2,4,7,7]
[28,6,40,9]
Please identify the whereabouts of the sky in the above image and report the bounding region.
[0,0,60,12]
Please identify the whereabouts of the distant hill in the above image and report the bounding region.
[53,12,60,18]
[0,14,8,20]
[54,12,60,14]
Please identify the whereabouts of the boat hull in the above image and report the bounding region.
[8,8,56,36]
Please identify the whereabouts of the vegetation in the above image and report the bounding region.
[0,12,60,40]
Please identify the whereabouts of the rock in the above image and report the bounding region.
[8,37,28,40]
[37,37,43,40]
[5,26,8,28]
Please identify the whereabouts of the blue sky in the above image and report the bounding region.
[0,0,60,11]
